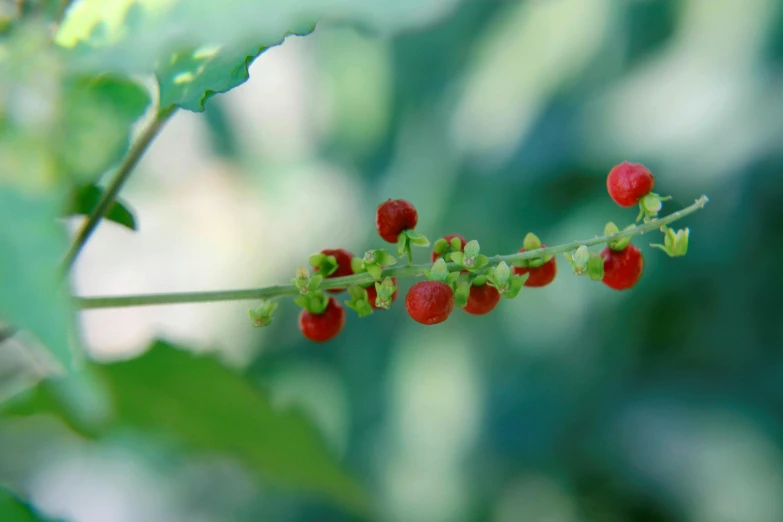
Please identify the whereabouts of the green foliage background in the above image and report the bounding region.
[2,0,783,521]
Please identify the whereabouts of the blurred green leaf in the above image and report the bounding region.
[0,189,76,371]
[1,341,368,515]
[0,488,53,522]
[66,184,137,230]
[58,75,150,182]
[202,98,240,158]
[156,23,315,112]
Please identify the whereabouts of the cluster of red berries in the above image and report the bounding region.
[294,161,664,343]
[602,161,653,290]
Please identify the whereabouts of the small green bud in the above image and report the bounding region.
[464,240,480,258]
[494,261,511,284]
[309,253,326,267]
[449,251,465,265]
[374,250,397,266]
[608,224,634,252]
[473,255,490,270]
[671,228,689,256]
[642,194,662,214]
[351,257,365,273]
[308,275,323,292]
[449,237,463,250]
[374,277,397,309]
[433,238,449,255]
[295,292,329,314]
[570,245,590,275]
[637,192,672,222]
[523,232,541,251]
[604,222,620,236]
[249,300,278,327]
[292,266,313,294]
[454,281,471,307]
[315,255,338,276]
[488,262,512,293]
[445,272,461,285]
[366,264,382,280]
[503,273,528,299]
[427,258,450,282]
[651,227,689,257]
[587,253,604,281]
[345,286,373,317]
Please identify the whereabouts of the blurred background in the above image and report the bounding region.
[3,0,783,520]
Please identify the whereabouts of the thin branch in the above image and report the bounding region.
[61,107,177,272]
[74,196,709,310]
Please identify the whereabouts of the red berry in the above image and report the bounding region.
[601,244,644,290]
[512,245,557,287]
[366,277,398,309]
[431,234,467,262]
[318,248,354,294]
[606,162,655,207]
[376,199,418,243]
[463,284,501,315]
[298,297,346,342]
[405,281,455,325]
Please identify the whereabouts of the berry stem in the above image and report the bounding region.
[61,107,177,273]
[75,196,709,310]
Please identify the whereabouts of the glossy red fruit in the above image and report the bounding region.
[431,234,467,262]
[318,248,354,294]
[607,162,654,207]
[463,284,501,315]
[405,281,455,325]
[513,245,557,287]
[601,244,644,290]
[366,277,398,309]
[298,297,346,342]
[376,199,418,243]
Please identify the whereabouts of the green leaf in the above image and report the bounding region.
[463,240,480,258]
[396,232,409,258]
[308,253,326,267]
[350,257,365,274]
[376,251,397,267]
[449,252,464,265]
[66,184,137,230]
[1,341,368,514]
[428,258,449,282]
[405,230,430,247]
[0,188,77,371]
[156,23,315,112]
[58,75,150,182]
[445,272,460,285]
[474,254,490,269]
[0,488,52,522]
[472,275,488,286]
[202,98,240,158]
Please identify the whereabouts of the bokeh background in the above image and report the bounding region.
[3,0,783,520]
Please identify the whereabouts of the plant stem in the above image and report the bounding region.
[75,196,709,310]
[61,107,177,272]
